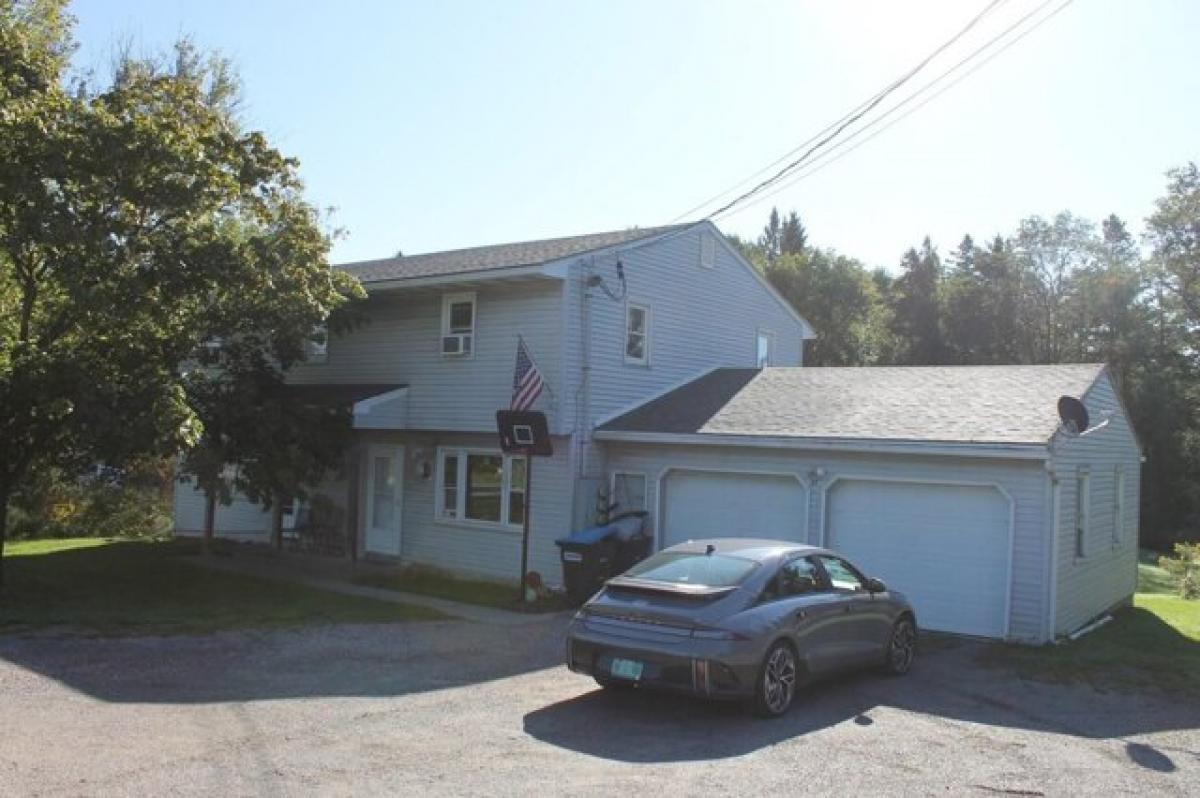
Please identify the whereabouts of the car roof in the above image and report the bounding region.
[663,538,825,562]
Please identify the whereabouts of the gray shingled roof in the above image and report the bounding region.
[597,364,1108,445]
[338,224,691,284]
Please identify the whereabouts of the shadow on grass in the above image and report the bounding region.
[0,538,571,705]
[976,601,1200,698]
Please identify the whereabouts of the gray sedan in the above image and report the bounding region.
[564,539,917,717]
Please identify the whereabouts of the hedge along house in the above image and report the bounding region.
[594,364,1142,643]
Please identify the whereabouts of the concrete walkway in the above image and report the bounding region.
[190,550,567,627]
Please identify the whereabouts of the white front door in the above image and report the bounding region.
[364,445,404,556]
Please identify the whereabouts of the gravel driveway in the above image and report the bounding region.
[1,614,1197,796]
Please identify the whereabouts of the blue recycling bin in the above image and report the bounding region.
[556,523,620,605]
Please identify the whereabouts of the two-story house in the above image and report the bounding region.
[174,221,1142,644]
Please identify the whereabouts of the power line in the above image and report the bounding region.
[670,2,1016,224]
[697,0,1011,221]
[714,0,1073,222]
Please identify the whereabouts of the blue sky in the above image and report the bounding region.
[70,0,1199,270]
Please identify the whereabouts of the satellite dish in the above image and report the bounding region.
[1057,396,1089,435]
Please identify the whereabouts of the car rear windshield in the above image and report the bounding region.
[621,552,758,587]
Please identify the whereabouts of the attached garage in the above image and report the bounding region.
[825,479,1010,637]
[660,470,807,548]
[595,364,1143,644]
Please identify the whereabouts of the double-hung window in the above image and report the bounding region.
[625,302,650,365]
[1075,470,1090,559]
[441,292,476,357]
[436,448,527,528]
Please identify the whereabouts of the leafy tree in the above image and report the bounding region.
[1146,162,1200,344]
[759,207,782,264]
[0,4,361,581]
[779,211,808,256]
[889,238,946,364]
[765,249,886,366]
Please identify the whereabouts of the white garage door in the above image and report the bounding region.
[827,480,1010,638]
[661,471,807,549]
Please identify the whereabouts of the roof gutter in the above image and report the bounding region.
[352,263,561,293]
[591,430,1051,460]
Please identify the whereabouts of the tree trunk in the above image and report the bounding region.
[203,488,216,554]
[270,496,283,551]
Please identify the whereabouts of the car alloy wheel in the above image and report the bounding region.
[755,642,797,717]
[885,617,917,675]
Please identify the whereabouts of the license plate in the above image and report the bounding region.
[610,658,643,681]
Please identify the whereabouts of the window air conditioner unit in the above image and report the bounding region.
[442,333,472,356]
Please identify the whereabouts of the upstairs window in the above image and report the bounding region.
[1075,471,1090,558]
[625,302,650,365]
[756,330,774,367]
[441,292,476,357]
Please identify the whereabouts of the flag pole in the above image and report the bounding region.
[519,452,532,603]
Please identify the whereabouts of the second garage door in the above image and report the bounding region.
[660,470,807,549]
[826,480,1011,638]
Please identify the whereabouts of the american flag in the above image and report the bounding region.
[511,337,545,411]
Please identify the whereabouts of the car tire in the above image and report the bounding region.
[751,640,798,718]
[882,615,917,676]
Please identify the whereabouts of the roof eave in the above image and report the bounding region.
[354,263,563,293]
[591,429,1051,460]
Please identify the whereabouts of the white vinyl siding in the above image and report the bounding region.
[285,280,563,433]
[1052,373,1142,636]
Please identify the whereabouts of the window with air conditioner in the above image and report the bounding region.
[441,292,476,357]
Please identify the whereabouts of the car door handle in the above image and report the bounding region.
[793,609,807,622]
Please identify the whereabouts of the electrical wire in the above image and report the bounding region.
[669,0,1013,224]
[699,0,1011,221]
[712,0,1074,222]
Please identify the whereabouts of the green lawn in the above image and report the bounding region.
[0,537,446,635]
[352,563,568,613]
[979,551,1199,695]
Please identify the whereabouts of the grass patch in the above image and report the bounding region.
[979,554,1199,696]
[352,563,568,613]
[0,537,446,635]
[1138,549,1177,596]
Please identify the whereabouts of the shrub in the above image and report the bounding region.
[8,459,174,540]
[1159,542,1200,599]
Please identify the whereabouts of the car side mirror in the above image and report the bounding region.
[865,577,887,594]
